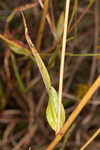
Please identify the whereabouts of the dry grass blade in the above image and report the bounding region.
[36,0,50,51]
[69,0,95,34]
[0,1,99,150]
[7,2,38,22]
[57,0,70,133]
[46,76,100,150]
[45,0,95,54]
[0,33,31,56]
[80,128,100,150]
[38,0,57,40]
[88,0,100,85]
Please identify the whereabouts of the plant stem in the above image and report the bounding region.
[56,0,70,133]
[80,128,100,150]
[36,0,49,51]
[22,12,51,93]
[46,76,100,150]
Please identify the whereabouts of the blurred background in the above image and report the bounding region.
[0,0,100,150]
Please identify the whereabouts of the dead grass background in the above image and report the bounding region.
[0,0,100,150]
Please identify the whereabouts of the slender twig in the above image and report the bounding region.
[57,0,70,133]
[88,0,100,85]
[7,2,38,22]
[80,128,100,150]
[36,0,49,51]
[69,0,95,34]
[66,53,100,56]
[46,76,100,150]
[38,0,57,40]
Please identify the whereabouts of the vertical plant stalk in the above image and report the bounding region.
[21,12,51,93]
[88,0,100,85]
[56,0,70,133]
[36,0,49,51]
[80,128,100,150]
[38,0,57,40]
[68,0,78,30]
[46,76,100,150]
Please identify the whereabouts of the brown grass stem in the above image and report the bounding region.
[36,0,49,51]
[57,0,70,133]
[80,128,100,150]
[7,2,38,22]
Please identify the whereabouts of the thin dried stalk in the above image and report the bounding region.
[36,0,49,51]
[88,0,100,85]
[80,128,100,150]
[7,2,38,22]
[38,0,57,40]
[57,0,70,133]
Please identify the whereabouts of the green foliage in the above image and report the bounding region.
[22,12,65,132]
[11,54,25,93]
[48,11,64,68]
[9,45,31,56]
[59,0,65,9]
[56,11,64,40]
[46,87,65,131]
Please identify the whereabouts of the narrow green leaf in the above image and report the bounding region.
[89,0,95,6]
[48,51,56,68]
[7,10,16,23]
[66,53,100,57]
[68,0,78,29]
[56,11,65,40]
[30,49,51,93]
[22,12,51,93]
[46,87,65,131]
[11,54,25,93]
[9,45,31,56]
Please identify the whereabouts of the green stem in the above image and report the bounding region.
[11,53,25,93]
[66,53,100,57]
